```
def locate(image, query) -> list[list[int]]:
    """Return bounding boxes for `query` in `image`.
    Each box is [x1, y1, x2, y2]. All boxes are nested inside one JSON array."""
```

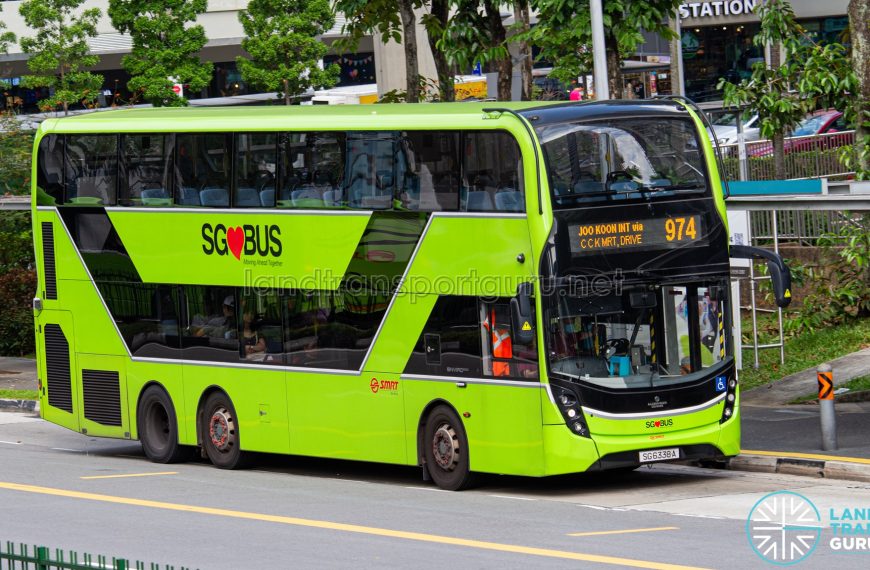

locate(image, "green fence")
[[1, 542, 196, 570]]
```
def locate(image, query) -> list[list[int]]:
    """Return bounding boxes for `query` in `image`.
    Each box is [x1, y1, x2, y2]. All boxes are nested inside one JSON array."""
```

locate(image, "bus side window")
[[480, 300, 537, 379], [463, 132, 524, 213], [36, 135, 64, 205], [64, 134, 118, 206], [404, 296, 482, 377], [398, 132, 459, 211], [235, 133, 277, 208], [121, 134, 172, 207], [181, 286, 239, 362]]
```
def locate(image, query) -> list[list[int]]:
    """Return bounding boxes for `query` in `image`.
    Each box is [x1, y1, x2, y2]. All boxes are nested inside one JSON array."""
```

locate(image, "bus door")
[[35, 310, 80, 433]]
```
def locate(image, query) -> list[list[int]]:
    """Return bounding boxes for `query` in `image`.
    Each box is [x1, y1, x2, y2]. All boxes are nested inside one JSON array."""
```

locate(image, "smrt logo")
[[644, 418, 673, 429], [201, 223, 282, 260], [370, 377, 399, 394]]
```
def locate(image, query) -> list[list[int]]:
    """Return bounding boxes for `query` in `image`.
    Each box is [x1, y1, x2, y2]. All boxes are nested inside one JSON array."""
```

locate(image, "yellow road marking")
[[741, 450, 870, 465], [0, 481, 709, 570], [80, 471, 178, 480], [569, 527, 680, 537]]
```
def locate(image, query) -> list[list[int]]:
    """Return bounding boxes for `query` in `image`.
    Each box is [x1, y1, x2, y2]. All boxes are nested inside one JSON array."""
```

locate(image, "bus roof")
[[520, 99, 690, 127], [37, 102, 549, 135]]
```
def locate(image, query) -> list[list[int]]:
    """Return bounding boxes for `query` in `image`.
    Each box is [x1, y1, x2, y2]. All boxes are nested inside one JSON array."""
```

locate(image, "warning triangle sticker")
[[522, 321, 532, 331], [784, 289, 791, 298]]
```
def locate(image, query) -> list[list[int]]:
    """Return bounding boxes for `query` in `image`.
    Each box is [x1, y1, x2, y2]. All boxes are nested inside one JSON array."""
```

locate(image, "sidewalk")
[[732, 347, 870, 481], [0, 356, 38, 412]]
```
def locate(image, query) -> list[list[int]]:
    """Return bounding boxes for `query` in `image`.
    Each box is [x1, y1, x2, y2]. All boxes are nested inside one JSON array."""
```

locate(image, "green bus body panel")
[[30, 102, 739, 478], [107, 210, 370, 288]]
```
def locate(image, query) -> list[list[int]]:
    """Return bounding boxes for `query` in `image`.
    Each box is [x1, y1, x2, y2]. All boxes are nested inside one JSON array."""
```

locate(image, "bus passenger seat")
[[178, 186, 201, 206], [141, 188, 169, 205], [259, 188, 275, 207], [236, 187, 260, 207], [201, 187, 229, 207], [292, 187, 324, 207], [466, 190, 494, 211], [323, 189, 342, 206], [494, 190, 523, 212]]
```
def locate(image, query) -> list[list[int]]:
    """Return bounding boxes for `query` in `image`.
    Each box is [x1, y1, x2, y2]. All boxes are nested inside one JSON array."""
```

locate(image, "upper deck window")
[[64, 134, 118, 205], [537, 118, 707, 208]]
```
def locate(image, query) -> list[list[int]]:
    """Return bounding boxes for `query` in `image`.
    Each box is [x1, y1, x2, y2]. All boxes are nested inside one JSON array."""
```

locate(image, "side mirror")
[[511, 282, 535, 344], [730, 245, 792, 307]]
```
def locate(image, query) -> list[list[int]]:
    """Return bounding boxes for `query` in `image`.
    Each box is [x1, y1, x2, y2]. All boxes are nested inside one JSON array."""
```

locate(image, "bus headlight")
[[720, 374, 738, 424], [553, 385, 591, 438]]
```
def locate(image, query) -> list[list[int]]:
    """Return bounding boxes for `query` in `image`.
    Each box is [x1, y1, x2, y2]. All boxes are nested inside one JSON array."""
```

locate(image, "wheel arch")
[[416, 398, 462, 466], [195, 385, 231, 446]]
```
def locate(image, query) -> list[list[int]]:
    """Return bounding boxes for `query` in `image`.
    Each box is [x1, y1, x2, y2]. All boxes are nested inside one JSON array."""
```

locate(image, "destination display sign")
[[569, 215, 705, 253]]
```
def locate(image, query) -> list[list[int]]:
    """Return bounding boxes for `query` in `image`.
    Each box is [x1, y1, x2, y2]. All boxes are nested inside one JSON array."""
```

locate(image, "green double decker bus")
[[30, 101, 790, 490]]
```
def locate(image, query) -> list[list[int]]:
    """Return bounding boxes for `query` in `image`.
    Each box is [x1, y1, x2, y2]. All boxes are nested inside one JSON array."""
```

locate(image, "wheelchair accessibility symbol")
[[715, 376, 727, 392]]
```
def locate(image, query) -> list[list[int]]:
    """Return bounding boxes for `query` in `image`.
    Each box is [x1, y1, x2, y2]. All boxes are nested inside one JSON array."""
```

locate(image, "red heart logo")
[[226, 226, 244, 260], [654, 421, 661, 427]]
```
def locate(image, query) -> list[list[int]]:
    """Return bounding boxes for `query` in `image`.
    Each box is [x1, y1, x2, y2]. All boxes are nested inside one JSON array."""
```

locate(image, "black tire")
[[137, 385, 190, 464], [200, 392, 249, 469], [423, 405, 474, 491]]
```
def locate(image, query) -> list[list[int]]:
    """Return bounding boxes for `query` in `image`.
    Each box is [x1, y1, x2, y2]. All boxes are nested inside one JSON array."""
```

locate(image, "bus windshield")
[[537, 118, 707, 207], [546, 281, 731, 388]]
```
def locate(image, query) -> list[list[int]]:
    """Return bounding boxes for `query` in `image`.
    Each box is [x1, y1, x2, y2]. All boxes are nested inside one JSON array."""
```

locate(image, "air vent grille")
[[44, 324, 72, 413], [41, 222, 57, 300], [82, 369, 122, 427]]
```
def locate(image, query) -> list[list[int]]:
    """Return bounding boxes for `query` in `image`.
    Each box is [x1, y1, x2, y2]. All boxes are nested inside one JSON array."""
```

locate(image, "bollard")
[[817, 363, 838, 451]]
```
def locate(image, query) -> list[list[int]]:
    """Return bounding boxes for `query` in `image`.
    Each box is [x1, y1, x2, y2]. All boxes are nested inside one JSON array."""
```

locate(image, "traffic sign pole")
[[817, 363, 838, 451]]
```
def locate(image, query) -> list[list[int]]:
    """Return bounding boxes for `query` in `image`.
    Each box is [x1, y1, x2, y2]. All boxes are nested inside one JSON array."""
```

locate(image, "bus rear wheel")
[[201, 392, 249, 469], [138, 385, 190, 464], [423, 405, 474, 491]]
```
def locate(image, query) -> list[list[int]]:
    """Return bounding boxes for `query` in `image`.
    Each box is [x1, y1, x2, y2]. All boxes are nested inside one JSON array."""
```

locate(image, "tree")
[[421, 0, 455, 102], [513, 0, 533, 101], [18, 0, 103, 115], [848, 0, 870, 178], [107, 0, 212, 107], [528, 0, 680, 99], [335, 0, 424, 103], [720, 0, 858, 179], [238, 0, 340, 105], [435, 0, 512, 101], [0, 4, 15, 92]]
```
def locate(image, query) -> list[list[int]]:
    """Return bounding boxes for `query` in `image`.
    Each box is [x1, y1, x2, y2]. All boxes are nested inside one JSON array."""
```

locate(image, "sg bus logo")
[[201, 223, 282, 260]]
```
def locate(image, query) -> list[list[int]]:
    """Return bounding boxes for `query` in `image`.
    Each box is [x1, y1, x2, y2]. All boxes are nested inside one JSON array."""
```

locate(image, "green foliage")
[[107, 0, 212, 107], [0, 4, 16, 58], [0, 212, 34, 274], [738, 314, 870, 391], [434, 0, 509, 73], [17, 0, 103, 114], [0, 268, 37, 356], [334, 0, 407, 50], [719, 0, 863, 177], [238, 0, 340, 104], [790, 214, 870, 333], [527, 0, 680, 86], [0, 116, 34, 196]]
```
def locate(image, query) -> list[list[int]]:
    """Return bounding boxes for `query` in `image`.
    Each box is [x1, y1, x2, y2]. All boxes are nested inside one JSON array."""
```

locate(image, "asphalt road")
[[1, 411, 869, 569]]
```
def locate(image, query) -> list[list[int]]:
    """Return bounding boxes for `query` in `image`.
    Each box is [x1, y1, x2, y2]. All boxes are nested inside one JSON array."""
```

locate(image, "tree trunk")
[[484, 0, 511, 101], [605, 34, 620, 99], [427, 0, 454, 102], [398, 0, 420, 103], [283, 79, 290, 106], [770, 40, 786, 179], [513, 0, 533, 101], [849, 0, 869, 177]]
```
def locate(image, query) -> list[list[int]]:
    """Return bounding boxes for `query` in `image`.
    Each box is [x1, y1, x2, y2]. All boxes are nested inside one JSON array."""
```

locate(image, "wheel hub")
[[432, 423, 459, 470], [209, 408, 234, 451]]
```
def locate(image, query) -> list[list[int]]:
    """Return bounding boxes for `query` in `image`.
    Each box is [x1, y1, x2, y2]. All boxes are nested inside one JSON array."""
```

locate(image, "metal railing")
[[719, 130, 856, 181], [1, 541, 196, 570], [749, 210, 849, 245]]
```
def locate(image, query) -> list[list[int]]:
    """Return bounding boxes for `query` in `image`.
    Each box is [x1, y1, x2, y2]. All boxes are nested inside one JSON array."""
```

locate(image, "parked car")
[[707, 111, 761, 146], [748, 109, 848, 157]]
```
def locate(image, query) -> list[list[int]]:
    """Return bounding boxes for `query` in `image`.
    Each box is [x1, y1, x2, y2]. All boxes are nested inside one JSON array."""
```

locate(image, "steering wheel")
[[606, 170, 634, 185], [603, 338, 630, 357]]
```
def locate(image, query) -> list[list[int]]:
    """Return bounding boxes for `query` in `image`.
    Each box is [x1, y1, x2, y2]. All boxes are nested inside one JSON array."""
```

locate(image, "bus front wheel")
[[423, 405, 474, 491], [137, 385, 190, 464], [200, 392, 249, 469]]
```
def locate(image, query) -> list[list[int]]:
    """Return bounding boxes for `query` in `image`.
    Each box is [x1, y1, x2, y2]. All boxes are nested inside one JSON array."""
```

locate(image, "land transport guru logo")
[[201, 223, 282, 261], [747, 491, 870, 564]]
